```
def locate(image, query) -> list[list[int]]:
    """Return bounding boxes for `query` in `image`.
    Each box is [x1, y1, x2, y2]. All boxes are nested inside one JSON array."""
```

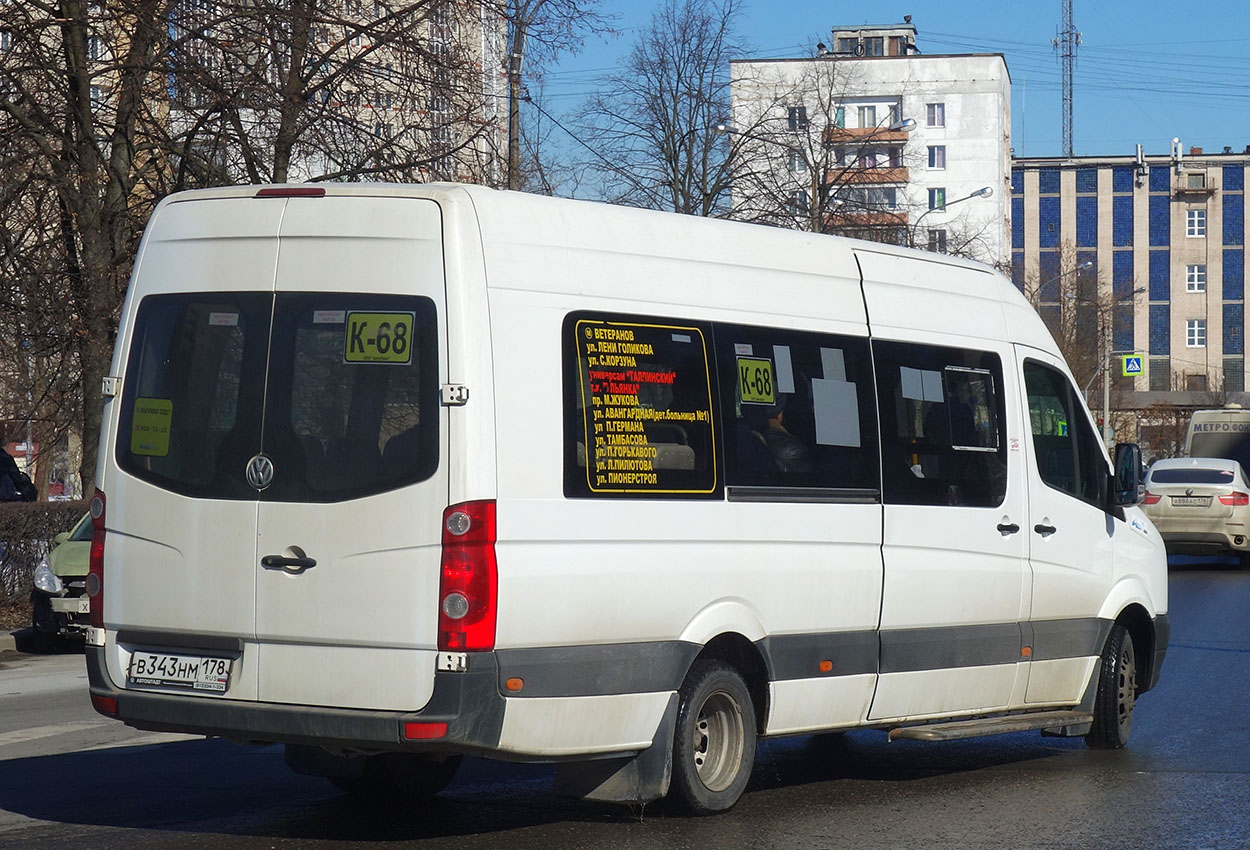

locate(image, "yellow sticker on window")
[[344, 312, 415, 364], [131, 398, 173, 457], [737, 357, 776, 404]]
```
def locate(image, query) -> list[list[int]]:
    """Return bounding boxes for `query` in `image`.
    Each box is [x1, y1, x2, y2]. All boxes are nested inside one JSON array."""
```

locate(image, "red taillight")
[[437, 500, 497, 651], [1142, 490, 1162, 505], [1219, 492, 1250, 506], [403, 721, 448, 740], [91, 693, 118, 717], [87, 491, 106, 628]]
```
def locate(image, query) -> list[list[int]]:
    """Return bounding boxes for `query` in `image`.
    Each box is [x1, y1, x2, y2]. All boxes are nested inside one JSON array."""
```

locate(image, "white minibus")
[[85, 184, 1168, 814]]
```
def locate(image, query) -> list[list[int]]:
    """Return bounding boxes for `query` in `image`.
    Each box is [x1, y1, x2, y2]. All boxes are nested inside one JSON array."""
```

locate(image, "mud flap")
[[553, 692, 677, 804]]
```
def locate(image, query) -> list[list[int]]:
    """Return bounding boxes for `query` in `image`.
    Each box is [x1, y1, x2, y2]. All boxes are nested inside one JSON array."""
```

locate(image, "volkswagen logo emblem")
[[246, 454, 275, 490]]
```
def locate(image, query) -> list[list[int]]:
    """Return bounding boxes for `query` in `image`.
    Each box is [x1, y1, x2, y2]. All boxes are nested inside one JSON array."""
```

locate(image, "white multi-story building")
[[728, 21, 1010, 267]]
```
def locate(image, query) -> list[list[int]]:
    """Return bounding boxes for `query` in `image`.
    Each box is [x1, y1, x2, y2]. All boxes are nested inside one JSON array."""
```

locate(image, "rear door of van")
[[111, 192, 448, 712]]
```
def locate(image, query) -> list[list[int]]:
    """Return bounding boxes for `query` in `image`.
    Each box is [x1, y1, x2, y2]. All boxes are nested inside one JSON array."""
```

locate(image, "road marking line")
[[79, 732, 202, 752], [0, 720, 112, 748]]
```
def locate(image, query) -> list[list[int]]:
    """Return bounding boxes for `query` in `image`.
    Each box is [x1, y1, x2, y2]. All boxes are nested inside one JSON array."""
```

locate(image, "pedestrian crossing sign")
[[1121, 355, 1143, 376]]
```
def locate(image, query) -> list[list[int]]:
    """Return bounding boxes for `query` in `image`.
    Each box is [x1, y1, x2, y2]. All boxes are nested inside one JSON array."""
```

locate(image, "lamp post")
[[1071, 285, 1146, 445], [908, 185, 993, 250], [715, 115, 915, 234]]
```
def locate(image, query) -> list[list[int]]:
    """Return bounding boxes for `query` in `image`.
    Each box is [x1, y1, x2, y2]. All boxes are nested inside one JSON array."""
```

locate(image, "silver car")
[[1143, 457, 1250, 564]]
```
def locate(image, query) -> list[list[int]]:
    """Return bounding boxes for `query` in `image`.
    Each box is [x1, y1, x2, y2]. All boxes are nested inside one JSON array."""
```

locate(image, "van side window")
[[874, 341, 1007, 507], [1024, 360, 1107, 505], [563, 312, 721, 499], [713, 324, 878, 494]]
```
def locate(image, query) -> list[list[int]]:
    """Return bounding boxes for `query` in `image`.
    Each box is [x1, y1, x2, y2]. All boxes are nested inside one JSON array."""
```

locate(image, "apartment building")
[[1012, 143, 1250, 410], [728, 21, 1011, 266]]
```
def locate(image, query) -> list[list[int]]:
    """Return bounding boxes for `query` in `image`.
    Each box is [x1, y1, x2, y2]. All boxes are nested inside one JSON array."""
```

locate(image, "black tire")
[[1085, 623, 1137, 749], [330, 753, 462, 798], [30, 598, 58, 653], [670, 660, 756, 815]]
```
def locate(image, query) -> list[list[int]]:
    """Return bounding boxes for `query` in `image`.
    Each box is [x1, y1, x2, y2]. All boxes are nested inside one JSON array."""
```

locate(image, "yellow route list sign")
[[576, 317, 717, 495], [131, 398, 173, 457]]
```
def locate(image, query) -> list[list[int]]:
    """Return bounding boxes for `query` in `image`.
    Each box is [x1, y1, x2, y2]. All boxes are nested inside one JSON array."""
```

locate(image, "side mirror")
[[1110, 442, 1143, 506], [53, 532, 69, 545]]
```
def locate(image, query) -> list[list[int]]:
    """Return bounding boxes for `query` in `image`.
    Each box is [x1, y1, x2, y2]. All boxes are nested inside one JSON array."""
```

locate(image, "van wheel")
[[1084, 623, 1136, 749], [330, 753, 462, 798], [670, 660, 756, 815]]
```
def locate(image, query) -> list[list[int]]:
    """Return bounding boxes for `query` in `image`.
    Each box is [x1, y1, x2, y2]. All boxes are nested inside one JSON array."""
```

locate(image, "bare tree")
[[0, 0, 178, 489], [164, 0, 504, 187], [722, 53, 933, 241], [503, 0, 613, 190], [572, 0, 744, 216]]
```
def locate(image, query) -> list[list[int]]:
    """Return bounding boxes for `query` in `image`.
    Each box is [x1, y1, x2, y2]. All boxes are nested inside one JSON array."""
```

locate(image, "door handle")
[[1033, 523, 1057, 537], [261, 554, 317, 572], [997, 522, 1020, 535]]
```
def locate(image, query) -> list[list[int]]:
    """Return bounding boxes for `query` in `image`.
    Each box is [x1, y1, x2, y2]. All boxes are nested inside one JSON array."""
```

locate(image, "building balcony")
[[826, 166, 909, 185], [827, 210, 909, 227], [824, 127, 911, 145]]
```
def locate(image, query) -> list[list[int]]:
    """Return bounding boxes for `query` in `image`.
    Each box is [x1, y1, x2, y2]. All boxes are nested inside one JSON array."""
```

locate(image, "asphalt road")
[[1, 560, 1247, 850]]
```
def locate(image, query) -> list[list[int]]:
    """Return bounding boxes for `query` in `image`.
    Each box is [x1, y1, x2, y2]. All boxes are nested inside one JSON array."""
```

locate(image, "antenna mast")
[[1055, 0, 1080, 158]]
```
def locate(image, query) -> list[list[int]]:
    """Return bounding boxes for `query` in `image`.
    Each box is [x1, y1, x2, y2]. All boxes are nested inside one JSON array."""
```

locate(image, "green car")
[[30, 513, 91, 651]]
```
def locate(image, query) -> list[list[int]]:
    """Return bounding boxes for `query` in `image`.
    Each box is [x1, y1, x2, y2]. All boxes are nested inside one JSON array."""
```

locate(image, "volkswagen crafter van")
[[84, 184, 1168, 814]]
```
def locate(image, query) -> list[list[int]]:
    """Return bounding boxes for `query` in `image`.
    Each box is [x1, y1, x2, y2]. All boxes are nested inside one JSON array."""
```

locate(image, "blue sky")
[[537, 0, 1250, 159]]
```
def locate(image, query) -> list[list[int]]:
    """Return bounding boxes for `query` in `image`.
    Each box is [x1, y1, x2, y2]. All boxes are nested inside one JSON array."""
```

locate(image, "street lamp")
[[908, 186, 993, 249], [1072, 285, 1146, 445]]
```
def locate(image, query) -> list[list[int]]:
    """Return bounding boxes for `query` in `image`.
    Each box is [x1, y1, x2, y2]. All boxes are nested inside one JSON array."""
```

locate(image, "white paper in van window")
[[813, 379, 860, 447], [208, 312, 238, 326], [820, 347, 846, 382], [734, 343, 753, 355], [901, 366, 924, 401], [314, 310, 346, 324], [772, 345, 795, 393], [922, 369, 945, 402], [672, 333, 692, 343]]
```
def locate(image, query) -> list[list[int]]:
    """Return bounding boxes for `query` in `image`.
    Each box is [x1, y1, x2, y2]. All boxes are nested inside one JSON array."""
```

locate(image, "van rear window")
[[118, 293, 438, 501]]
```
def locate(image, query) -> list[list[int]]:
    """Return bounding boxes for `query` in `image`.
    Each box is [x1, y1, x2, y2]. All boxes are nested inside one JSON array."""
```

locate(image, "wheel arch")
[[691, 632, 771, 735], [1113, 602, 1158, 695]]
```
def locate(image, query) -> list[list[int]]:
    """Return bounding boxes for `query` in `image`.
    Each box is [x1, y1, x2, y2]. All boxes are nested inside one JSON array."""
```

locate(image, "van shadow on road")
[[0, 728, 1081, 845]]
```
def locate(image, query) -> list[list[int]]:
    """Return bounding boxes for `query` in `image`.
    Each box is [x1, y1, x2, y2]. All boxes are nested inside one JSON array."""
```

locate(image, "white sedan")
[[1143, 457, 1250, 565]]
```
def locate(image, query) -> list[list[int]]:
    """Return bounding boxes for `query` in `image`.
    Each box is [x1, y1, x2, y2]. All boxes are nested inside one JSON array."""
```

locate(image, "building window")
[[1149, 357, 1171, 391], [90, 85, 102, 108], [1187, 172, 1207, 190], [926, 102, 945, 128], [788, 151, 806, 173], [862, 36, 884, 56], [836, 38, 858, 54], [928, 229, 948, 253], [857, 105, 876, 128], [787, 189, 809, 213], [833, 106, 845, 128], [1187, 319, 1207, 348], [928, 188, 946, 211], [87, 35, 102, 60], [1187, 373, 1208, 391], [787, 105, 807, 132], [927, 145, 946, 169], [1188, 208, 1207, 237], [1186, 264, 1207, 292], [0, 30, 11, 51]]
